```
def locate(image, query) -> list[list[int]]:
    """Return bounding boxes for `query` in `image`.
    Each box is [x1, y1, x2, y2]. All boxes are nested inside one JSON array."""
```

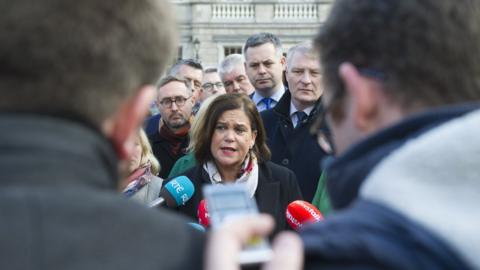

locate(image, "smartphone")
[[203, 183, 273, 265]]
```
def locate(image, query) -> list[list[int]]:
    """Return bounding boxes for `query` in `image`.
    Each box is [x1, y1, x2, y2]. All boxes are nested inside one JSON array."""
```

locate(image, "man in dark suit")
[[244, 33, 287, 112], [0, 1, 204, 269], [261, 41, 329, 201]]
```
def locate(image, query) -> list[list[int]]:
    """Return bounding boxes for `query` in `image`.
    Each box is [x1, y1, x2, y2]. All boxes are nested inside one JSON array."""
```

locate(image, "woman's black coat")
[[170, 161, 303, 235]]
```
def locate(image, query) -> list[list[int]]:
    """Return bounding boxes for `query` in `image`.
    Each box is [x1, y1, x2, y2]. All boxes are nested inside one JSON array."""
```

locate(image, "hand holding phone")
[[203, 184, 273, 265]]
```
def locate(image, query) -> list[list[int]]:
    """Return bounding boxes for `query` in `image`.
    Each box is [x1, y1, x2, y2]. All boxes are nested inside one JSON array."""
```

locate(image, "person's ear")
[[190, 90, 197, 105], [102, 85, 156, 160], [339, 62, 379, 133], [280, 55, 286, 71], [251, 130, 257, 148]]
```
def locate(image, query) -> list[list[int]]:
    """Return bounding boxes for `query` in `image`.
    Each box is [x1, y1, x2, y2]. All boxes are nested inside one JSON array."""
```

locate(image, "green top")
[[167, 152, 197, 178], [311, 171, 332, 216]]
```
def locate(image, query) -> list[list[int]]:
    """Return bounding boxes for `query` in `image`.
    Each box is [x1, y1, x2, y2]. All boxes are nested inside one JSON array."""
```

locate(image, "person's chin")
[[168, 120, 187, 129], [255, 85, 273, 93]]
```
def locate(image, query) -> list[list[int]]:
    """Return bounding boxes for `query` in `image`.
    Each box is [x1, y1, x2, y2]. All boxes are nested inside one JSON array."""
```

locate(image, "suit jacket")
[[0, 115, 204, 270], [172, 161, 303, 236], [261, 91, 329, 201]]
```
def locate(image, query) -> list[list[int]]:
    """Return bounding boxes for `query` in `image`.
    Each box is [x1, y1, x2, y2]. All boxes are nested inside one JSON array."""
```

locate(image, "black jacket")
[[148, 128, 189, 179], [173, 161, 303, 236], [261, 91, 328, 201], [0, 115, 204, 270], [301, 105, 479, 270]]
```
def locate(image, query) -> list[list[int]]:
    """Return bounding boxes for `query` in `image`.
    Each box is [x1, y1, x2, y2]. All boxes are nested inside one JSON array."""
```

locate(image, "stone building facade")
[[171, 0, 334, 68]]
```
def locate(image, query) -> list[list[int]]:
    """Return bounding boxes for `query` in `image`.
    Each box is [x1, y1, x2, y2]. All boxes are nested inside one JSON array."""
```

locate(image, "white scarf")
[[203, 154, 259, 198]]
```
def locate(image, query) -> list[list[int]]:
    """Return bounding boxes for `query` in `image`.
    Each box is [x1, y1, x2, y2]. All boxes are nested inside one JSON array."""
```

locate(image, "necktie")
[[295, 111, 308, 127], [261, 98, 274, 110]]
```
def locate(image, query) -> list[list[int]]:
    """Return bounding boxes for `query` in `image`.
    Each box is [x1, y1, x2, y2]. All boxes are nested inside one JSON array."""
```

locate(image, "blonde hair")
[[138, 129, 161, 176], [188, 93, 221, 151]]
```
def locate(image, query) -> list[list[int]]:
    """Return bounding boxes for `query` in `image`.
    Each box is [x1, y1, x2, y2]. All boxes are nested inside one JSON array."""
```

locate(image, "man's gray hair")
[[243, 32, 283, 58], [218, 54, 245, 79], [168, 59, 204, 77], [286, 41, 318, 71]]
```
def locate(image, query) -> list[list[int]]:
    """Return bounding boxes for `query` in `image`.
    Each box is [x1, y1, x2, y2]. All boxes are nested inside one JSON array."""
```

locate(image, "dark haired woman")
[[169, 93, 302, 235]]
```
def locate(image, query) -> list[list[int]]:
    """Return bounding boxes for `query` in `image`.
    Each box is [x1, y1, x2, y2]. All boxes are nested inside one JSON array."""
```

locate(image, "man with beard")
[[148, 76, 195, 178], [244, 32, 286, 112], [144, 59, 203, 135]]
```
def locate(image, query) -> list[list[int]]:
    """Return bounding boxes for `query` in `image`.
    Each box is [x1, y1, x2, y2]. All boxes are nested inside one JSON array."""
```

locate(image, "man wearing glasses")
[[199, 68, 226, 102], [148, 76, 195, 178], [144, 59, 203, 135]]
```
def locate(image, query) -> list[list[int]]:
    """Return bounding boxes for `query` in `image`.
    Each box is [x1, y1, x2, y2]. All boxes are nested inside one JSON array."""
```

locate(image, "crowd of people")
[[1, 0, 479, 269]]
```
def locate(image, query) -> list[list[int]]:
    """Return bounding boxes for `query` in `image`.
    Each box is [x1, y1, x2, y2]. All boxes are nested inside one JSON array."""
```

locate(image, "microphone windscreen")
[[163, 176, 195, 207], [286, 200, 323, 231], [187, 222, 206, 233], [197, 199, 210, 228]]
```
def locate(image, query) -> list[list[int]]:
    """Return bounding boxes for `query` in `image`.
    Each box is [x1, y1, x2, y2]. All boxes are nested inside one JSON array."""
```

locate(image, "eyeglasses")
[[159, 95, 191, 108], [202, 82, 224, 92]]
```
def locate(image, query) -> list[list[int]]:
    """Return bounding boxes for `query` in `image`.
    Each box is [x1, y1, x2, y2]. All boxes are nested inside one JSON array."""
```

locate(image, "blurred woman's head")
[[129, 129, 160, 175], [194, 93, 270, 171]]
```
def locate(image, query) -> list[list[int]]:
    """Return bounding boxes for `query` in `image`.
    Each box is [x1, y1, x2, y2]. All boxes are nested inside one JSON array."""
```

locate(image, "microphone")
[[197, 199, 210, 228], [285, 200, 323, 231], [187, 222, 206, 233], [148, 176, 195, 208]]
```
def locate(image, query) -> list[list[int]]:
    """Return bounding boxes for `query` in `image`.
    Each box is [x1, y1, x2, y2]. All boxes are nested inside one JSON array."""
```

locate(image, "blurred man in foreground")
[[0, 1, 203, 269], [301, 0, 480, 268]]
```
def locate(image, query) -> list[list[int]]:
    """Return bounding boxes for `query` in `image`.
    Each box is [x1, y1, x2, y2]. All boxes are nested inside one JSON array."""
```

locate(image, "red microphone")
[[285, 200, 324, 231], [197, 199, 210, 228]]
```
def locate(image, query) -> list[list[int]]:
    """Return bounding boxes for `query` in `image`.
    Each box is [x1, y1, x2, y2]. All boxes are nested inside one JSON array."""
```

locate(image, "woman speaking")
[[171, 93, 302, 234]]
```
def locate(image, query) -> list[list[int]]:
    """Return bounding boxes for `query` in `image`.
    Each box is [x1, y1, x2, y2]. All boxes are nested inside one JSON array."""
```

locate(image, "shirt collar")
[[252, 86, 286, 106], [289, 102, 315, 117]]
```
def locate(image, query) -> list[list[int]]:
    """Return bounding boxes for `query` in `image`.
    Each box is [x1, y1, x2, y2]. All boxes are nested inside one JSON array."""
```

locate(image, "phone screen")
[[203, 184, 272, 265]]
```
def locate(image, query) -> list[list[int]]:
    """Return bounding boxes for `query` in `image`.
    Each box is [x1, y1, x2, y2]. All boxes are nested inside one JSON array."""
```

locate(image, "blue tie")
[[261, 98, 274, 110], [296, 111, 307, 127]]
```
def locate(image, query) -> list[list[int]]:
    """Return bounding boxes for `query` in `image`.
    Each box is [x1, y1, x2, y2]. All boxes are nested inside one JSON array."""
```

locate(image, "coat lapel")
[[255, 163, 280, 215]]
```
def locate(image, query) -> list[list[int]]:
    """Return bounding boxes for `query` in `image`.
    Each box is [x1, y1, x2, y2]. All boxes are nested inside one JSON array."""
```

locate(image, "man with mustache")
[[261, 41, 329, 201], [148, 76, 195, 178], [144, 59, 203, 135], [244, 32, 286, 112]]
